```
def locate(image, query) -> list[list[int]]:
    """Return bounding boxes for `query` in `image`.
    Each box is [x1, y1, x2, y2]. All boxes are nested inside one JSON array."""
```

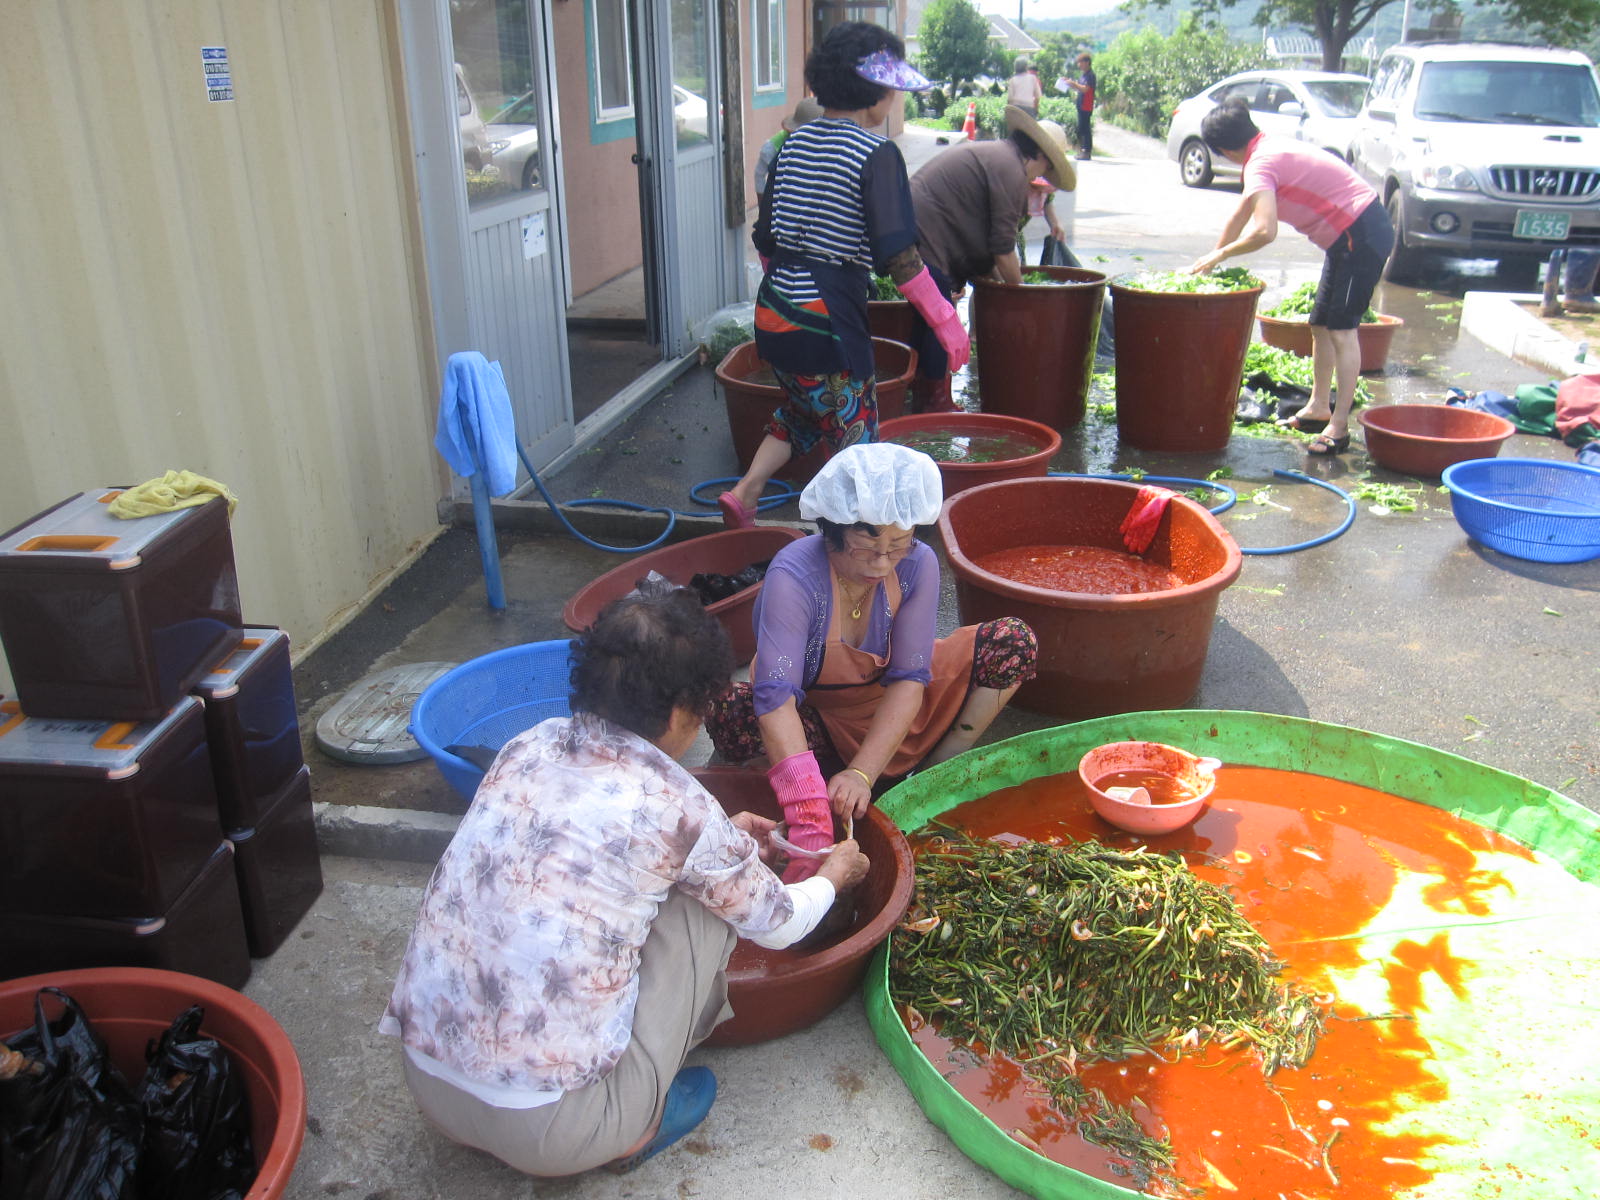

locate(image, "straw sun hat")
[[1004, 104, 1076, 192], [783, 97, 824, 132]]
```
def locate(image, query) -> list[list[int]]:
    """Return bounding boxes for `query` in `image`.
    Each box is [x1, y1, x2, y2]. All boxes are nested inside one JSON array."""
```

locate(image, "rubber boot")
[[916, 375, 961, 414]]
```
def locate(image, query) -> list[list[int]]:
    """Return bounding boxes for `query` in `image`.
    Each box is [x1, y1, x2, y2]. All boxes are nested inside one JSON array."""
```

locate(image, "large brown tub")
[[695, 766, 914, 1047], [937, 477, 1242, 719], [562, 527, 803, 661]]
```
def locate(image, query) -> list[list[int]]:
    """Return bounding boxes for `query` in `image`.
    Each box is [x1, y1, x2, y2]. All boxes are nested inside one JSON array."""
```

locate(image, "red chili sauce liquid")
[[974, 544, 1182, 594], [899, 766, 1541, 1198]]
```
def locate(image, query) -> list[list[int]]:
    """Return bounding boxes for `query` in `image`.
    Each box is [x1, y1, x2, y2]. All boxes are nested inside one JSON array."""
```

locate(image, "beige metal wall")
[[0, 0, 444, 689]]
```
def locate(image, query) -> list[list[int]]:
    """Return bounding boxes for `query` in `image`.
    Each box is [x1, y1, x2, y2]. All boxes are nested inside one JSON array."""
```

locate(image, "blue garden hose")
[[1236, 468, 1356, 556], [1049, 472, 1239, 515], [513, 439, 806, 553], [1049, 469, 1355, 555]]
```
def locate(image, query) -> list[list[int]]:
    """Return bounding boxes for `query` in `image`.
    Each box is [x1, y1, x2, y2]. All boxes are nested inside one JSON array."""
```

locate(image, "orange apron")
[[805, 566, 978, 778]]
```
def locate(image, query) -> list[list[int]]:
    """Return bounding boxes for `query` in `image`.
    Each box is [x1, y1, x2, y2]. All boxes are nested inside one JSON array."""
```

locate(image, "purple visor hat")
[[855, 49, 933, 92]]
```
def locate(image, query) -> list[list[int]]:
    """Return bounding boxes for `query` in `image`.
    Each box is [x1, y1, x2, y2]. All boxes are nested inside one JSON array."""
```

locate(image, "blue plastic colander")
[[1442, 458, 1600, 563], [409, 639, 575, 802]]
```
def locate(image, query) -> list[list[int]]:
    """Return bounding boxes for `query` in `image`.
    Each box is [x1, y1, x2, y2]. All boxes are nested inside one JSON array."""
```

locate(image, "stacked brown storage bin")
[[0, 488, 281, 987], [193, 628, 323, 956], [0, 698, 251, 987], [0, 489, 243, 718]]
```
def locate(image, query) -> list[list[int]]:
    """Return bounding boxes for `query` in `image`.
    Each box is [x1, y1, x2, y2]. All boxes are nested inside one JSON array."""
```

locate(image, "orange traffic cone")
[[961, 100, 977, 141]]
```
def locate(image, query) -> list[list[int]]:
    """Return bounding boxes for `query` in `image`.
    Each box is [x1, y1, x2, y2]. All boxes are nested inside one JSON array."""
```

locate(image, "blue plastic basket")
[[408, 639, 575, 802], [1442, 458, 1600, 563]]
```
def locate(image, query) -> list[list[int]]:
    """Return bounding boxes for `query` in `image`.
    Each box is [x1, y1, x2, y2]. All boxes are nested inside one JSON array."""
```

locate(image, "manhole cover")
[[315, 662, 456, 764]]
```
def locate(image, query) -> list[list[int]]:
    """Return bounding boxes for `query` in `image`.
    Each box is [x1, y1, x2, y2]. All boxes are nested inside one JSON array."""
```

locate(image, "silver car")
[[1167, 70, 1370, 188], [1350, 42, 1600, 281]]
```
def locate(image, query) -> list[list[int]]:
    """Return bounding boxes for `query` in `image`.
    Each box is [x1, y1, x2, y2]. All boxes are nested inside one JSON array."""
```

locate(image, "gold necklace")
[[840, 577, 875, 619]]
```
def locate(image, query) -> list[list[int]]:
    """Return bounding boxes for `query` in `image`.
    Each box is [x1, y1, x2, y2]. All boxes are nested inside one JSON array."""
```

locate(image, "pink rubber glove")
[[898, 268, 970, 372], [1119, 486, 1175, 555], [767, 751, 834, 883]]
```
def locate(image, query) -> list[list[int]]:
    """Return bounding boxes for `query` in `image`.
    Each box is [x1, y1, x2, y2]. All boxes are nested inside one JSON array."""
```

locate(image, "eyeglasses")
[[843, 538, 914, 563]]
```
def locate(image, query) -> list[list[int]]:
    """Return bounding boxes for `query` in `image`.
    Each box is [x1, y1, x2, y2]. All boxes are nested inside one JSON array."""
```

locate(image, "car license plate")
[[1514, 209, 1571, 240]]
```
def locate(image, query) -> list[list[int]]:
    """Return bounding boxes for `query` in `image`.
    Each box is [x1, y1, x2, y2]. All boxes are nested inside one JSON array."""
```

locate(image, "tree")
[[1122, 0, 1600, 72], [917, 0, 992, 88], [1097, 15, 1268, 136]]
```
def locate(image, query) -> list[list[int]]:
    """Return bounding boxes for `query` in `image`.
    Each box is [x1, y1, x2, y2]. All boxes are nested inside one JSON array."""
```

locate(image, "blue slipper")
[[607, 1066, 717, 1173]]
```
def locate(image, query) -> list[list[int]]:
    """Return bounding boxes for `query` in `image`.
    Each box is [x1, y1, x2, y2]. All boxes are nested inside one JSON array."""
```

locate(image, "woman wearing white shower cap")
[[706, 444, 1037, 877]]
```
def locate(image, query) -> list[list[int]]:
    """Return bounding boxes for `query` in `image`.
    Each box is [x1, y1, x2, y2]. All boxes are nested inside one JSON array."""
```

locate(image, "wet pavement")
[[268, 123, 1599, 1198]]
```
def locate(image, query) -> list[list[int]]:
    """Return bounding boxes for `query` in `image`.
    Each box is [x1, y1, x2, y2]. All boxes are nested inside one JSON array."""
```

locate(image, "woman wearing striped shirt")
[[717, 23, 969, 530]]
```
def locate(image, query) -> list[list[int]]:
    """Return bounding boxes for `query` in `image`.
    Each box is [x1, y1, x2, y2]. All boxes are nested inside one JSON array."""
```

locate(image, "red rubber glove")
[[1119, 486, 1175, 555], [767, 751, 834, 883], [899, 268, 970, 372]]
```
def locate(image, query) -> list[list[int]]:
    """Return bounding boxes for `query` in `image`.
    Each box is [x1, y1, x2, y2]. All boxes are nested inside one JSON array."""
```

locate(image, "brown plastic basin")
[[878, 412, 1061, 497], [1256, 312, 1405, 373], [694, 766, 914, 1047], [867, 299, 917, 347], [1112, 282, 1262, 453], [1358, 403, 1517, 477], [970, 266, 1106, 430], [937, 477, 1241, 719], [562, 527, 804, 661], [715, 338, 917, 484], [0, 967, 306, 1198]]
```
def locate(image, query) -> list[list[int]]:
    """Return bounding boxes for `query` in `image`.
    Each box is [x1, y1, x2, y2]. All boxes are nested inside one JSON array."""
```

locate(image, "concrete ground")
[[258, 122, 1599, 1199]]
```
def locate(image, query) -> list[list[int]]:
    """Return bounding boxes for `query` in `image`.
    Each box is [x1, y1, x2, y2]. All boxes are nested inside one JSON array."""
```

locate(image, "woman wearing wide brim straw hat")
[[898, 104, 1076, 412]]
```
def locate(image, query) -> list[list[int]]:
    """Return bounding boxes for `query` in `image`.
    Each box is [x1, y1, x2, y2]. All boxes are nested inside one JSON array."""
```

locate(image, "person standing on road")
[[717, 22, 967, 529], [1060, 54, 1096, 161], [905, 106, 1075, 411], [1006, 57, 1042, 116], [1187, 96, 1394, 457]]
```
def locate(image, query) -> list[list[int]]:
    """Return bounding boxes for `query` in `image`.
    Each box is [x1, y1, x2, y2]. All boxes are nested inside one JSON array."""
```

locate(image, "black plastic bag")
[[134, 1006, 255, 1200], [1237, 370, 1313, 424], [0, 988, 142, 1200], [1039, 235, 1081, 268], [688, 559, 771, 606]]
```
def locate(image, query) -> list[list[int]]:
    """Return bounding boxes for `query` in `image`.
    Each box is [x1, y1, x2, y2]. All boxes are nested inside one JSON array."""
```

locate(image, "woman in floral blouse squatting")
[[381, 584, 869, 1176]]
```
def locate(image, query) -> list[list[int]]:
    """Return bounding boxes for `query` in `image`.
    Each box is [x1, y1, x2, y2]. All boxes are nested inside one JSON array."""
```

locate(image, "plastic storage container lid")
[[193, 626, 289, 701], [0, 695, 202, 775], [0, 488, 222, 572]]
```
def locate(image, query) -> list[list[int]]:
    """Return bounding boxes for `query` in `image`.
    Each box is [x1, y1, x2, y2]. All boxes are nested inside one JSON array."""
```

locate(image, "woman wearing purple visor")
[[718, 23, 970, 530]]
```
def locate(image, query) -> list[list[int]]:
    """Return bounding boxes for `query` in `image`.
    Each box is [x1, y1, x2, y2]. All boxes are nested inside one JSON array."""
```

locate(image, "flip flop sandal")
[[1306, 432, 1351, 456], [717, 491, 756, 529], [1277, 412, 1330, 434]]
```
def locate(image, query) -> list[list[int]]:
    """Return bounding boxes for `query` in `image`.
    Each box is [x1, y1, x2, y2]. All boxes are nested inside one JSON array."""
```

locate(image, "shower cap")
[[798, 443, 944, 529]]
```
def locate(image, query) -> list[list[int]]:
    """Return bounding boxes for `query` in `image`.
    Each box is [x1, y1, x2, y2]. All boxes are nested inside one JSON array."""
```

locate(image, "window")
[[754, 0, 783, 93], [591, 0, 634, 122]]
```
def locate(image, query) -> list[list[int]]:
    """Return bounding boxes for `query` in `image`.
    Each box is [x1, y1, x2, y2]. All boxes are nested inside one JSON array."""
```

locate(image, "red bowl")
[[0, 968, 306, 1198], [1358, 404, 1516, 477]]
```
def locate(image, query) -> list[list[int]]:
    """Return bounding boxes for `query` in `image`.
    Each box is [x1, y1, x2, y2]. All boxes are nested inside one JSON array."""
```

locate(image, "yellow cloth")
[[106, 470, 238, 519]]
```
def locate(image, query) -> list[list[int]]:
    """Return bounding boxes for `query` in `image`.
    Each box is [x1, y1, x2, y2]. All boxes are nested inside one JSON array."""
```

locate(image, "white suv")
[[1350, 42, 1600, 281]]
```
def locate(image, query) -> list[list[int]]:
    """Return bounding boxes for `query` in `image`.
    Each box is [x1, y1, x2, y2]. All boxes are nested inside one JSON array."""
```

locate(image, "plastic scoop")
[[1104, 785, 1152, 806], [1119, 485, 1176, 554]]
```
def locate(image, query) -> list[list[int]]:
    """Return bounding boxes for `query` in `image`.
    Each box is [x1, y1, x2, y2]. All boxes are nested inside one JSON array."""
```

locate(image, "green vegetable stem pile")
[[889, 832, 1325, 1191], [1117, 266, 1262, 294], [1265, 281, 1378, 324], [871, 274, 905, 302], [1244, 343, 1372, 406]]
